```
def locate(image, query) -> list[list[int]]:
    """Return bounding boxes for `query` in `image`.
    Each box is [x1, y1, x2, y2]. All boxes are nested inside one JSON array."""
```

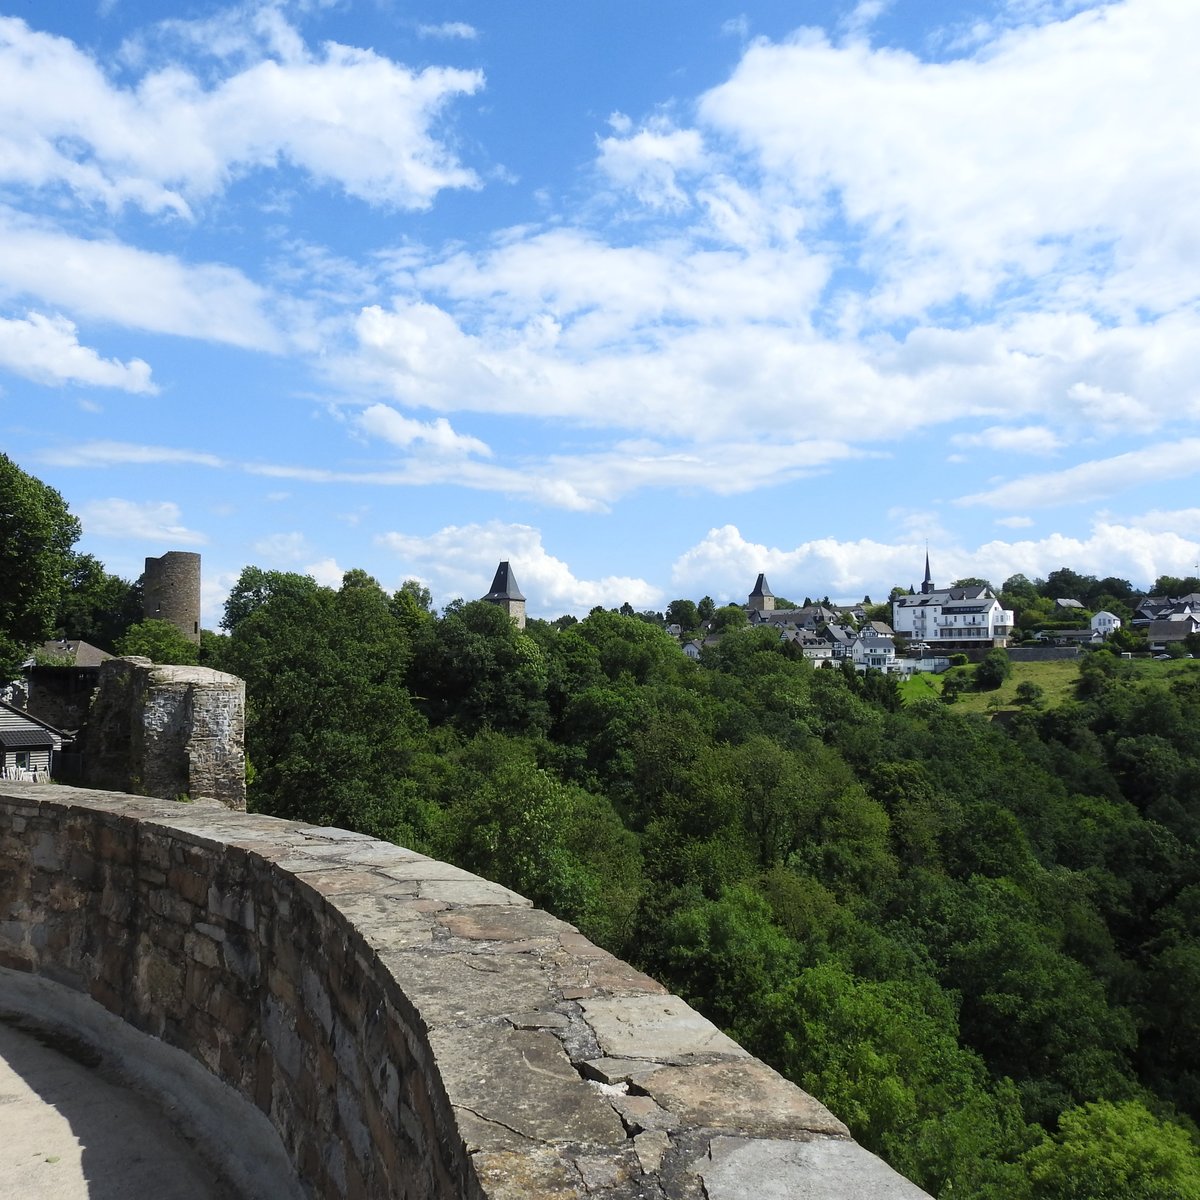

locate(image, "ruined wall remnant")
[[80, 657, 246, 809], [0, 785, 931, 1200]]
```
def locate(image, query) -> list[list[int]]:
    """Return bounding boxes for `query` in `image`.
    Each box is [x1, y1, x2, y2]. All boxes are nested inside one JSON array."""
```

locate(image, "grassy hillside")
[[900, 655, 1200, 713]]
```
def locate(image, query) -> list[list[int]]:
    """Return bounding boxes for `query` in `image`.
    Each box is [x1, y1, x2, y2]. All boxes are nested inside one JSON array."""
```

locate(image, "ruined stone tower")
[[142, 551, 202, 644], [482, 561, 526, 630]]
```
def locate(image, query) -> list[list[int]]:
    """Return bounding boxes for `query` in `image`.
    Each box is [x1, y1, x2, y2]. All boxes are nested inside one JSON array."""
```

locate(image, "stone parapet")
[[0, 784, 930, 1200]]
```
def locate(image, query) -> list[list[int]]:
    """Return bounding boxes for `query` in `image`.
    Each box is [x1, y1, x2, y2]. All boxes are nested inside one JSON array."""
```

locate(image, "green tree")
[[710, 604, 749, 634], [221, 566, 321, 631], [666, 598, 700, 630], [55, 552, 141, 650], [1022, 1101, 1200, 1200], [115, 619, 200, 665], [976, 648, 1013, 690], [698, 595, 716, 621], [0, 454, 81, 679]]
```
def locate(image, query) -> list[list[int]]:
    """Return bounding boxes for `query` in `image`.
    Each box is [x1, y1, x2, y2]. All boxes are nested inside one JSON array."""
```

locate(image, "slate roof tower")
[[482, 561, 526, 630], [749, 573, 775, 613]]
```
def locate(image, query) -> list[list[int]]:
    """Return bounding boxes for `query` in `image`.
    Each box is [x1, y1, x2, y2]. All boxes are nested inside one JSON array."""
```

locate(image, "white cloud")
[[951, 425, 1063, 455], [376, 521, 662, 614], [78, 498, 207, 544], [0, 312, 156, 392], [416, 22, 478, 40], [0, 212, 281, 350], [957, 438, 1200, 509], [39, 441, 226, 468], [304, 556, 346, 586], [0, 13, 483, 214], [698, 1, 1200, 319], [252, 531, 310, 562], [597, 118, 708, 211], [357, 403, 492, 457], [995, 515, 1035, 528], [672, 518, 1200, 602]]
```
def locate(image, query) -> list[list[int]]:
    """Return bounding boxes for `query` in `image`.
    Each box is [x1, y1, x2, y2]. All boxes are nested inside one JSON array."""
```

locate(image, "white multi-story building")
[[1091, 611, 1122, 637], [892, 555, 1014, 649]]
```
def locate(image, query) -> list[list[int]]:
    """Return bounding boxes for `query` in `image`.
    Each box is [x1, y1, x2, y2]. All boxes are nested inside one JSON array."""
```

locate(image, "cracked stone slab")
[[439, 906, 575, 946], [635, 1061, 848, 1138], [378, 950, 554, 1029], [580, 996, 749, 1062], [418, 879, 532, 907], [695, 1137, 933, 1199], [471, 1148, 586, 1200], [509, 1011, 570, 1031], [554, 948, 666, 999], [580, 1058, 668, 1086], [430, 1025, 626, 1148]]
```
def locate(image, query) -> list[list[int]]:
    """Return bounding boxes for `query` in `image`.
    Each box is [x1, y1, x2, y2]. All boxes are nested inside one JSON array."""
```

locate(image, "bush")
[[975, 649, 1012, 691]]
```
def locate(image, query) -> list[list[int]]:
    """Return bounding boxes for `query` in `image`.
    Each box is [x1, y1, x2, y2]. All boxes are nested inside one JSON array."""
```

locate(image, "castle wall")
[[0, 784, 930, 1200]]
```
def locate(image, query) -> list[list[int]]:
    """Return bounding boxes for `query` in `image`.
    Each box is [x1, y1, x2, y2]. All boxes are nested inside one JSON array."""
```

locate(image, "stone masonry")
[[79, 657, 246, 810], [0, 783, 931, 1200]]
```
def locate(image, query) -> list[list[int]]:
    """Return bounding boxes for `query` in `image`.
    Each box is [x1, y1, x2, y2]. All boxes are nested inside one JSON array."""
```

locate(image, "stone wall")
[[80, 657, 246, 809], [0, 783, 931, 1200]]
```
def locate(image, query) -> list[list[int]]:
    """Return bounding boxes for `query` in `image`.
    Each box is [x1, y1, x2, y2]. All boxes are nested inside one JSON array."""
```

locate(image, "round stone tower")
[[142, 551, 202, 644]]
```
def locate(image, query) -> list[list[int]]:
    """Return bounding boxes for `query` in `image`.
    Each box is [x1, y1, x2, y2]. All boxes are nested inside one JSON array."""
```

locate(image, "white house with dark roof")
[[892, 555, 1014, 649], [1091, 611, 1122, 637]]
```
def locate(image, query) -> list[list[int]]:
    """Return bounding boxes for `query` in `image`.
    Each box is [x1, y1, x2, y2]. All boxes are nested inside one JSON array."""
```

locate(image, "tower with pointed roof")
[[482, 561, 526, 630], [748, 573, 775, 613], [920, 549, 935, 596]]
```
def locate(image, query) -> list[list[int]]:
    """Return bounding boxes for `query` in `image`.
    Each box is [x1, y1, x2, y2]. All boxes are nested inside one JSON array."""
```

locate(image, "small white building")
[[1091, 611, 1122, 637], [0, 698, 63, 780], [851, 627, 897, 672]]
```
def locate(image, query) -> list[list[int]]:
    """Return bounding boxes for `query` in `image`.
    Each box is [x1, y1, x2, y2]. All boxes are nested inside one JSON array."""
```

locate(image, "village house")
[[891, 555, 1014, 649], [0, 697, 63, 781]]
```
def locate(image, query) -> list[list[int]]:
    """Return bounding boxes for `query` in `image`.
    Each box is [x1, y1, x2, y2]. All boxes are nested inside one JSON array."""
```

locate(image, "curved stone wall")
[[0, 783, 930, 1200]]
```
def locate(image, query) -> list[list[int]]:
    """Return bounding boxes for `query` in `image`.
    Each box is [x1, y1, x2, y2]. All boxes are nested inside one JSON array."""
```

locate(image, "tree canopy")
[[0, 454, 80, 679]]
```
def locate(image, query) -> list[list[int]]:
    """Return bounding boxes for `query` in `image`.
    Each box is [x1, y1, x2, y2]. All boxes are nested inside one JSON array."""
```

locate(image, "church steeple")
[[921, 548, 935, 596]]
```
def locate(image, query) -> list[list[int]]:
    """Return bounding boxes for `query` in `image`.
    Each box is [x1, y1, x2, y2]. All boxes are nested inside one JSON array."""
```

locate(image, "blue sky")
[[4, 0, 1200, 622]]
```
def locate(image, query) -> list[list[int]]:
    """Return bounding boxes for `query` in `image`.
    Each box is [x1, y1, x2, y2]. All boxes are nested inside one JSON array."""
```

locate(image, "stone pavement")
[[0, 1018, 233, 1200]]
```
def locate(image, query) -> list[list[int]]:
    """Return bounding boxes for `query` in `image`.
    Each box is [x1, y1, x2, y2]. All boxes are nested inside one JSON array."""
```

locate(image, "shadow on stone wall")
[[0, 784, 930, 1200]]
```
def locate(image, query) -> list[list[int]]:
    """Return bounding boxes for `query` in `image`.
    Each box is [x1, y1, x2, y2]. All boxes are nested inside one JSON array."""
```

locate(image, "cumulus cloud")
[[357, 403, 492, 457], [0, 312, 156, 392], [376, 521, 662, 614], [698, 0, 1200, 319], [597, 117, 708, 210], [78, 498, 207, 544], [0, 12, 483, 214], [304, 556, 346, 586], [672, 518, 1200, 602]]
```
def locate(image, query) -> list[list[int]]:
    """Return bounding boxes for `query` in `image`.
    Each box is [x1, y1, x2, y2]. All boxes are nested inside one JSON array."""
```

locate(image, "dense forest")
[[198, 567, 1200, 1199], [6, 453, 1200, 1197]]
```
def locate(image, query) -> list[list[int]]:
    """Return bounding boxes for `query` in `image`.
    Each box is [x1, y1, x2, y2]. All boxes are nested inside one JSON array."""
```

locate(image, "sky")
[[4, 0, 1200, 623]]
